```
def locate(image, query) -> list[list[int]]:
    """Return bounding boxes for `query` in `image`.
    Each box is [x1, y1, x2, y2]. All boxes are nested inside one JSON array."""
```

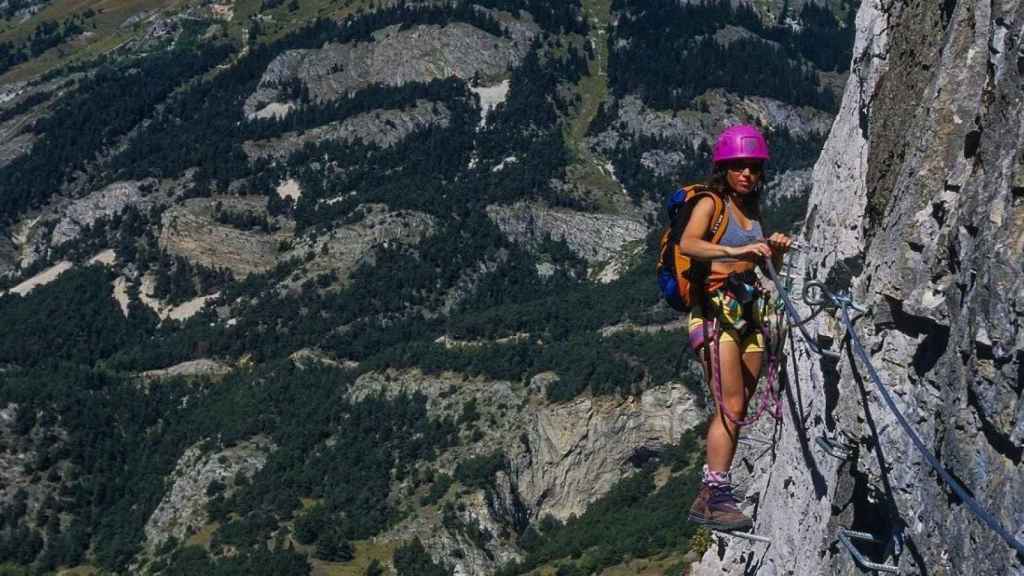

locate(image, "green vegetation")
[[0, 44, 234, 223], [393, 539, 452, 576], [608, 0, 854, 111], [0, 0, 830, 571], [497, 425, 706, 575], [0, 361, 457, 572], [0, 266, 158, 368]]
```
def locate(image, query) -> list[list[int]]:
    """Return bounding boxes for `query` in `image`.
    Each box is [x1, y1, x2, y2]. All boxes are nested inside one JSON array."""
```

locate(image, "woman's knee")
[[721, 396, 747, 417]]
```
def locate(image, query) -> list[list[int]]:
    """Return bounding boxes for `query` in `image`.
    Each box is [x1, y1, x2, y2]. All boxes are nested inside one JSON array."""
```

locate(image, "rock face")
[[139, 359, 233, 381], [510, 380, 704, 522], [50, 180, 161, 247], [280, 203, 436, 289], [693, 0, 1024, 573], [0, 80, 62, 170], [241, 100, 451, 162], [143, 437, 273, 552], [243, 21, 537, 118], [159, 197, 287, 279], [589, 93, 833, 154], [4, 174, 193, 275], [11, 179, 160, 270], [485, 202, 647, 264], [352, 369, 705, 575]]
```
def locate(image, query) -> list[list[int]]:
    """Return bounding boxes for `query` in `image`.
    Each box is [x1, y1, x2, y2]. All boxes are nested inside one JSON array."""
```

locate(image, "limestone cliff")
[[485, 202, 647, 265], [243, 20, 537, 119], [694, 0, 1024, 573], [350, 369, 705, 575], [241, 100, 451, 163], [142, 437, 274, 556]]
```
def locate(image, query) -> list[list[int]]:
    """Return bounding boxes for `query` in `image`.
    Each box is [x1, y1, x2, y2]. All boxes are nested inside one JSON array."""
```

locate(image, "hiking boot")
[[687, 483, 753, 531]]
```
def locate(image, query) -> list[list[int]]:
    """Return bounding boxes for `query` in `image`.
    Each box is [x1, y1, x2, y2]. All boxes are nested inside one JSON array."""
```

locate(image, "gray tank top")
[[718, 202, 763, 256]]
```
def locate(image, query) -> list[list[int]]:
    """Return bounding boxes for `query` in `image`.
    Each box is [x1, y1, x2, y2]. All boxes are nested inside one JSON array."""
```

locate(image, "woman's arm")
[[766, 232, 793, 269], [679, 197, 772, 262]]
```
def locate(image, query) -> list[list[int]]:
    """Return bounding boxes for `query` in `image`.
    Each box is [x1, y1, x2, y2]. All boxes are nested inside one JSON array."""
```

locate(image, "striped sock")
[[703, 464, 731, 488]]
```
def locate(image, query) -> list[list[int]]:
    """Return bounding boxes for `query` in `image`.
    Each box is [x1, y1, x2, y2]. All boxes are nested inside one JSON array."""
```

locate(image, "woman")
[[682, 125, 792, 530]]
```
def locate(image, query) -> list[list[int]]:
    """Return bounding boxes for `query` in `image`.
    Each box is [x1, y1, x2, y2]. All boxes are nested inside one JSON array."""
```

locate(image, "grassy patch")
[[0, 0, 187, 82], [232, 0, 375, 45], [561, 0, 625, 209], [599, 552, 690, 576], [185, 521, 222, 549], [310, 539, 397, 576]]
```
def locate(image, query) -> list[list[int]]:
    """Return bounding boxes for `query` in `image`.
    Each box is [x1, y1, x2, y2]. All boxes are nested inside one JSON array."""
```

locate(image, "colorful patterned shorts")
[[688, 283, 770, 354]]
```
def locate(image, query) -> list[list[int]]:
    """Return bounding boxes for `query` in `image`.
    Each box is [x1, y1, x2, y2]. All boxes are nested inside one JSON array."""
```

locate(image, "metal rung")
[[838, 529, 899, 573], [713, 529, 772, 544], [739, 434, 774, 447], [816, 434, 854, 459]]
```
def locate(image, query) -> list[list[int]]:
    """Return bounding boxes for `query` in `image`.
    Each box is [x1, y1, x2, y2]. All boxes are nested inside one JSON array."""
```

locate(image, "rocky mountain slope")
[[693, 0, 1024, 573], [0, 0, 870, 574]]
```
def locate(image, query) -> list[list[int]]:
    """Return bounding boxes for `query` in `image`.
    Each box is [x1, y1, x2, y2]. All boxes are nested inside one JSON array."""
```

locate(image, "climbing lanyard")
[[702, 292, 784, 427]]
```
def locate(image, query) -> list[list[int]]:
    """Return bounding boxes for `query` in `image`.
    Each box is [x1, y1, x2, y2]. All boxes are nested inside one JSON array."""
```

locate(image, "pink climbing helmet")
[[711, 124, 770, 164]]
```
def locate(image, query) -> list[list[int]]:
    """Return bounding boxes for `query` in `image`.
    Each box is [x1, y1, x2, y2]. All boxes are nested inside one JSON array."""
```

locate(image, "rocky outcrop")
[[10, 179, 159, 269], [139, 359, 233, 381], [159, 196, 289, 279], [279, 203, 436, 289], [485, 202, 647, 264], [5, 173, 193, 273], [694, 0, 1024, 573], [0, 80, 63, 170], [354, 369, 705, 574], [354, 368, 704, 524], [51, 180, 162, 247], [241, 100, 451, 162], [589, 93, 834, 154], [766, 167, 812, 203], [509, 380, 704, 522], [143, 437, 274, 553], [243, 21, 537, 118]]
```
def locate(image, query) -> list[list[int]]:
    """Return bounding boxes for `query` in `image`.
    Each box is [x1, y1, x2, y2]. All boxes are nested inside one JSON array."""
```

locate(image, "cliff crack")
[[876, 296, 950, 377], [963, 356, 1024, 464]]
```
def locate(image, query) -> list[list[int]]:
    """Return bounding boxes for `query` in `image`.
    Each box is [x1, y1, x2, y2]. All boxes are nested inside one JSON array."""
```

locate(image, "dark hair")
[[703, 164, 767, 221]]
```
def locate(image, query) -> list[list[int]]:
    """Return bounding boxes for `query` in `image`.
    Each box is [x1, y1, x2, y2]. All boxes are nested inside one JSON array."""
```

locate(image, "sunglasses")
[[723, 161, 764, 174]]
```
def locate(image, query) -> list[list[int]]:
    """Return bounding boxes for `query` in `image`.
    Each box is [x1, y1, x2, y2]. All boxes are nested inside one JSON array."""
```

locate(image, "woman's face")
[[723, 160, 764, 194]]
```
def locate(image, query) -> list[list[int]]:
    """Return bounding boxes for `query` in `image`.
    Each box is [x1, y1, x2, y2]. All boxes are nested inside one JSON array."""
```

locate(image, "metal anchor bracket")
[[712, 529, 772, 545], [816, 434, 855, 460], [837, 529, 900, 574]]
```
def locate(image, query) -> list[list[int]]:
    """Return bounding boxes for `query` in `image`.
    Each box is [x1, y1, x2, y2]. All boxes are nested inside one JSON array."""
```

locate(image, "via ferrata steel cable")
[[760, 249, 1024, 556], [837, 302, 1024, 557]]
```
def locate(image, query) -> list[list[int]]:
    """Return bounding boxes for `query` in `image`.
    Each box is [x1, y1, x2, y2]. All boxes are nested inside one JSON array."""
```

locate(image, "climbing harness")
[[760, 256, 1024, 559], [702, 276, 785, 426]]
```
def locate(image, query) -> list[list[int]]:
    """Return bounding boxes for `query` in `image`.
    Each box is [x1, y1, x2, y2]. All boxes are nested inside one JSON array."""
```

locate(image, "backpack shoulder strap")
[[682, 187, 728, 243]]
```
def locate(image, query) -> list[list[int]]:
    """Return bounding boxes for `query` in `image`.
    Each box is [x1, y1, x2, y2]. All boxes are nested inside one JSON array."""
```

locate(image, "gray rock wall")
[[485, 202, 647, 264], [243, 21, 537, 118], [694, 0, 1024, 573], [242, 100, 450, 162], [351, 369, 705, 575], [142, 437, 274, 554]]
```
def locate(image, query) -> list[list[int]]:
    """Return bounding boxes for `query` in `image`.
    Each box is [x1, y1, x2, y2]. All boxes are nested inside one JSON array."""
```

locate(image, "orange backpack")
[[656, 185, 728, 312]]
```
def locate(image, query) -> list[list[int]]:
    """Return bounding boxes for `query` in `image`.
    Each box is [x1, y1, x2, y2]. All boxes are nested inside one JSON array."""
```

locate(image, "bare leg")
[[704, 339, 764, 473]]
